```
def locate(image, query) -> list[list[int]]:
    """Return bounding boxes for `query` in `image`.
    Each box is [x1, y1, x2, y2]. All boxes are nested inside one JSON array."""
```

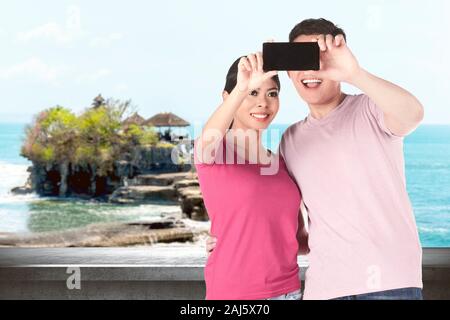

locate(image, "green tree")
[[22, 97, 161, 197]]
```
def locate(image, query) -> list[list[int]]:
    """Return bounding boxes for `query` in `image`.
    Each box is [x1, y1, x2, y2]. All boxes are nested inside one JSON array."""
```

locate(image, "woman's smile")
[[250, 112, 270, 122]]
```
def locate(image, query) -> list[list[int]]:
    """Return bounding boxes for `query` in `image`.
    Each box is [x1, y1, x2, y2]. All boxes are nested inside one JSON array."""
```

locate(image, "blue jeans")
[[331, 287, 423, 300], [265, 289, 302, 300]]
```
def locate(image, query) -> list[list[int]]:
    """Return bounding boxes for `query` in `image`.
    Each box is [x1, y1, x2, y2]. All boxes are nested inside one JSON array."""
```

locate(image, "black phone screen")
[[263, 42, 320, 71]]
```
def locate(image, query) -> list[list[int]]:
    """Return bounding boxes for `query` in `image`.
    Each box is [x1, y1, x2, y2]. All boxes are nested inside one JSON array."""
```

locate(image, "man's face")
[[288, 34, 341, 106]]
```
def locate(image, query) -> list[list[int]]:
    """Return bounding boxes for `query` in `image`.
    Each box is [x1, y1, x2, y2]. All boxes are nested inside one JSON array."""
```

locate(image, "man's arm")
[[315, 34, 424, 137], [297, 204, 309, 255], [348, 68, 424, 137]]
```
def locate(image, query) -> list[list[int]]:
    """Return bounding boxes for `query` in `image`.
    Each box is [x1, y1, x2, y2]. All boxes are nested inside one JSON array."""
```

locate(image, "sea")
[[0, 122, 449, 247]]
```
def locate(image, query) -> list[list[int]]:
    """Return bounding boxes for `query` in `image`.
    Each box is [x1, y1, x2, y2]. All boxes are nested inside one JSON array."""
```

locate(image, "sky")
[[0, 0, 449, 125]]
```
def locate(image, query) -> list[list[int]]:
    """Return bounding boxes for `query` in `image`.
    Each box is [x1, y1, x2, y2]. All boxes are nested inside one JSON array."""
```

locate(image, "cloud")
[[0, 57, 65, 83], [17, 22, 72, 44], [16, 5, 82, 45], [114, 83, 129, 93], [0, 57, 112, 86], [75, 68, 112, 84], [89, 32, 123, 48], [15, 5, 122, 49]]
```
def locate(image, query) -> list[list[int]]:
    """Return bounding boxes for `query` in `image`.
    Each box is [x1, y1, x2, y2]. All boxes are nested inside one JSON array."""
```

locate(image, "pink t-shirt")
[[194, 139, 301, 300], [280, 94, 423, 300]]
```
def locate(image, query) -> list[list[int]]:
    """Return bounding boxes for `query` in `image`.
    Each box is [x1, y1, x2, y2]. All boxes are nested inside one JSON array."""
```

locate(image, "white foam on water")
[[0, 193, 40, 205], [0, 161, 38, 203], [99, 203, 182, 217], [0, 161, 41, 232], [0, 160, 203, 235], [419, 226, 450, 235]]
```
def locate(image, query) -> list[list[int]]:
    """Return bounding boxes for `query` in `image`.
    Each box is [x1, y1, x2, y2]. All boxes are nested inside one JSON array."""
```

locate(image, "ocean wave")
[[0, 161, 37, 204], [0, 193, 40, 205], [0, 161, 30, 183], [418, 226, 450, 235]]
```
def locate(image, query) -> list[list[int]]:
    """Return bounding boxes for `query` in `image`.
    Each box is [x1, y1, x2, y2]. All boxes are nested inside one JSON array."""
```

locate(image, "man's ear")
[[222, 91, 229, 102]]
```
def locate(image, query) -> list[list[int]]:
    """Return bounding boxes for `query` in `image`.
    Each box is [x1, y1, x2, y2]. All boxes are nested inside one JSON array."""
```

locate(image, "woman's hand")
[[236, 52, 278, 93]]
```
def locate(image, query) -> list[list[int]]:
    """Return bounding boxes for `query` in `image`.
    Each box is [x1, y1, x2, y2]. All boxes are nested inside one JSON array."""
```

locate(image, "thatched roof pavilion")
[[143, 112, 190, 128], [122, 112, 146, 126]]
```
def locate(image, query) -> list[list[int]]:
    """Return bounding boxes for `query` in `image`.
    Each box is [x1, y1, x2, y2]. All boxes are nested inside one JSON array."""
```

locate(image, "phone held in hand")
[[263, 42, 320, 71]]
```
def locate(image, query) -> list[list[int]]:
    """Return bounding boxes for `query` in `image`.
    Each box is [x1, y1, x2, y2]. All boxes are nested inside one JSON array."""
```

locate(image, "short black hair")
[[223, 56, 281, 94], [289, 18, 347, 43]]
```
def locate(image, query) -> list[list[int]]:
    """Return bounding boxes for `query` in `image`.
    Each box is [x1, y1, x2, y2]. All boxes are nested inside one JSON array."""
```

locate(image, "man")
[[207, 18, 424, 300]]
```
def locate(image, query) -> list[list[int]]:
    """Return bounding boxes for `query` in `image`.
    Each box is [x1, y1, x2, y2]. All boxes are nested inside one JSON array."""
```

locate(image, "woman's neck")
[[226, 127, 271, 164]]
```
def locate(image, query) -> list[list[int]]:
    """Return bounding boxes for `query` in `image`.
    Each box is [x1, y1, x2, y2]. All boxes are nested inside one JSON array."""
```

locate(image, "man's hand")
[[314, 34, 424, 136], [206, 235, 217, 257], [314, 34, 361, 84]]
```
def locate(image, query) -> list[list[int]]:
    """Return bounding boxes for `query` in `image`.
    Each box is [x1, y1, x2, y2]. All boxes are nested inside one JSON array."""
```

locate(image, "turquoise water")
[[1, 123, 449, 247]]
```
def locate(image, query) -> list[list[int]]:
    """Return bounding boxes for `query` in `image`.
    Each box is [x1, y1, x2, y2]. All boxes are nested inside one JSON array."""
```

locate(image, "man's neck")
[[309, 92, 347, 120]]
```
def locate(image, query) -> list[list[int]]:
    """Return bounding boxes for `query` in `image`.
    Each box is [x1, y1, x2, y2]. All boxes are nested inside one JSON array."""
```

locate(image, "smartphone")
[[263, 42, 320, 71]]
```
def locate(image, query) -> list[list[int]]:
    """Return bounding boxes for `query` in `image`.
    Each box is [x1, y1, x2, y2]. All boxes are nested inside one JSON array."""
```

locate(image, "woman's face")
[[224, 78, 280, 131]]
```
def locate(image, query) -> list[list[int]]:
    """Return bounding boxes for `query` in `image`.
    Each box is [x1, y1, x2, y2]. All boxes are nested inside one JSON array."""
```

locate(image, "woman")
[[194, 51, 308, 300]]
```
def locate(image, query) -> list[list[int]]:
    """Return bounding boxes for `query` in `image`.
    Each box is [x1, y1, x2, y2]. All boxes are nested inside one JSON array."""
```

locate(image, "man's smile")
[[301, 78, 323, 89]]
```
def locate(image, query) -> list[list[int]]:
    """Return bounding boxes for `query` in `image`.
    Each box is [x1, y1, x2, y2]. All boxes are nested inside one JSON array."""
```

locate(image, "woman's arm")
[[196, 53, 277, 164], [196, 86, 247, 164]]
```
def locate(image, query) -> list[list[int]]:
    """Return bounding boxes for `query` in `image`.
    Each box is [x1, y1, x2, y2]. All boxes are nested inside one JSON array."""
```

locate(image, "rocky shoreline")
[[0, 217, 210, 248], [110, 171, 207, 221], [6, 99, 210, 248], [12, 169, 208, 219], [9, 170, 210, 247]]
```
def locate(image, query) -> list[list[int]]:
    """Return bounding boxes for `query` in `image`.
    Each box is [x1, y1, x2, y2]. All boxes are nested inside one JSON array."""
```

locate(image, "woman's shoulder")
[[193, 137, 227, 168]]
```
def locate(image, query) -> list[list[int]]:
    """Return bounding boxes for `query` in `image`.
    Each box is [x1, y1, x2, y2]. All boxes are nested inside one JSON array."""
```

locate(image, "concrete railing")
[[0, 248, 448, 300]]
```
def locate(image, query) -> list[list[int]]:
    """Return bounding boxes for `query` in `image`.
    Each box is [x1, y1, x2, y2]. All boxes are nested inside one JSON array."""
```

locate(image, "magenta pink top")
[[194, 139, 301, 300]]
